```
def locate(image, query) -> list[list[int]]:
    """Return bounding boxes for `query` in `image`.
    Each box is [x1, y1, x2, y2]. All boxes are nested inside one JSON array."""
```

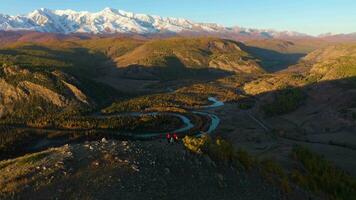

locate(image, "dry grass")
[[0, 146, 70, 195], [183, 135, 255, 170], [290, 146, 356, 199]]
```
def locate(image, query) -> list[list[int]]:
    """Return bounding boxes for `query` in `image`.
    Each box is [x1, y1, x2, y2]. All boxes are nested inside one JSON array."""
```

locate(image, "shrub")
[[261, 159, 285, 178], [234, 149, 255, 170], [238, 99, 255, 110], [291, 146, 356, 199], [183, 135, 255, 170], [207, 137, 235, 161], [260, 159, 291, 193], [182, 134, 211, 154], [262, 88, 306, 116], [280, 176, 292, 194], [183, 135, 292, 193]]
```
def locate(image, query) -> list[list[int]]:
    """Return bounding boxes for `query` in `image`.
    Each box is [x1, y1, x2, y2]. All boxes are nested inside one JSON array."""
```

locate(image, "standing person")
[[166, 133, 171, 143], [173, 133, 179, 143], [170, 135, 174, 144]]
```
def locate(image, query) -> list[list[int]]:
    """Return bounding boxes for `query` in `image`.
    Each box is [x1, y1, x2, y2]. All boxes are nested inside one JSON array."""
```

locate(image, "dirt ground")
[[0, 137, 314, 200]]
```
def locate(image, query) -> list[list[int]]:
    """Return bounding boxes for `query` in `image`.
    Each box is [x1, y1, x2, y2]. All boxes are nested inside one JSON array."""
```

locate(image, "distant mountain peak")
[[0, 7, 318, 38]]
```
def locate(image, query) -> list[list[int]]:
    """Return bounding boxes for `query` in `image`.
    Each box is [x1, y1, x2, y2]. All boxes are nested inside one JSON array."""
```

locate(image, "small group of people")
[[166, 133, 179, 144]]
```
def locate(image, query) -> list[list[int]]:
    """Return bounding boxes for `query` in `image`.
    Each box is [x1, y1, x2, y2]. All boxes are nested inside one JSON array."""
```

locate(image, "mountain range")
[[1, 7, 354, 40]]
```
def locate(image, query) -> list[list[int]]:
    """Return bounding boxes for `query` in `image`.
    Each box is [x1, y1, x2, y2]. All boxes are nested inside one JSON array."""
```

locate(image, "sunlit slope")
[[244, 44, 356, 95], [0, 65, 91, 119], [302, 44, 356, 80], [116, 37, 265, 74], [0, 42, 123, 120]]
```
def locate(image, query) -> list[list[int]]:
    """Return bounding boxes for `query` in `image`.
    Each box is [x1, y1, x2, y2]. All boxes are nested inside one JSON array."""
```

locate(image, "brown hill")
[[116, 37, 264, 75]]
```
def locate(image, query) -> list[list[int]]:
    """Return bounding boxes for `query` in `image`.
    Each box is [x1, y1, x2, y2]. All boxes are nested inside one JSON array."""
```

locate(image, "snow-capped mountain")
[[0, 7, 309, 38]]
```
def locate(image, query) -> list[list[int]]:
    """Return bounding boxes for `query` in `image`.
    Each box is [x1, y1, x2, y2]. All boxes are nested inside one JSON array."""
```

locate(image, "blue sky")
[[0, 0, 355, 35]]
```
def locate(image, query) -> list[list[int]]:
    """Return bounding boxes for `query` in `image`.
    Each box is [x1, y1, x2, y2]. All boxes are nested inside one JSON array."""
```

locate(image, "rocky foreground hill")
[[0, 139, 314, 200]]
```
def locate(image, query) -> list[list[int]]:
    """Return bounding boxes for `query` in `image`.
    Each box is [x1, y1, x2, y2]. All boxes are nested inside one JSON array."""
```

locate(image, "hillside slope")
[[116, 37, 264, 77], [302, 44, 356, 80], [0, 140, 307, 200], [0, 65, 92, 120], [0, 40, 128, 123]]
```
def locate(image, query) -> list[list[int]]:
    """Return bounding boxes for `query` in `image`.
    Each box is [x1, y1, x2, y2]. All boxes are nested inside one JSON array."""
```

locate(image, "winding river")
[[106, 97, 224, 139], [5, 97, 224, 141], [4, 97, 225, 156]]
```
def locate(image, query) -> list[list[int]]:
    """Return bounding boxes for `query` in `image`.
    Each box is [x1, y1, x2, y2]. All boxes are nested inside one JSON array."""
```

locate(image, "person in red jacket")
[[166, 133, 171, 143], [173, 133, 179, 143], [166, 133, 173, 143]]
